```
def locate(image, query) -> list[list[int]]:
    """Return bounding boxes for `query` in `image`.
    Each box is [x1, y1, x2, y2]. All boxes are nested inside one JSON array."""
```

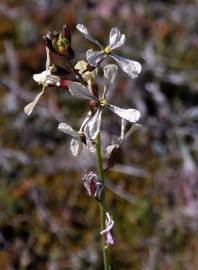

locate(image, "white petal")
[[110, 54, 141, 79], [84, 109, 102, 140], [103, 64, 118, 98], [76, 24, 103, 48], [45, 74, 60, 84], [86, 49, 105, 67], [83, 124, 95, 153], [33, 71, 60, 85], [108, 28, 126, 50], [108, 104, 140, 123], [125, 123, 141, 139], [33, 71, 47, 84], [58, 123, 80, 137], [69, 82, 94, 100], [70, 138, 83, 156], [24, 88, 45, 116], [84, 128, 95, 153]]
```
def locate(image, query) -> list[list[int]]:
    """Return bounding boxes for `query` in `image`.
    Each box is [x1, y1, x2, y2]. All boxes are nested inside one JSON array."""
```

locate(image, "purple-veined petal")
[[86, 49, 105, 67], [58, 123, 80, 137], [69, 82, 94, 100], [110, 54, 141, 79], [108, 104, 140, 123], [76, 24, 103, 49], [108, 28, 126, 50], [24, 88, 45, 116], [103, 64, 118, 98], [70, 138, 83, 157], [84, 109, 102, 140]]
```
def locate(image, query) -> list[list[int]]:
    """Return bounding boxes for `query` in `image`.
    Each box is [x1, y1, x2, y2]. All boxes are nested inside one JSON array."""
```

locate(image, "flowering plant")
[[24, 24, 141, 270]]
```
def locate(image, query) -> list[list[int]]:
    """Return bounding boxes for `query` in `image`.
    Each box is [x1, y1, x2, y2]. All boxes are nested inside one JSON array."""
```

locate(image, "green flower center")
[[103, 46, 111, 55], [99, 98, 109, 108]]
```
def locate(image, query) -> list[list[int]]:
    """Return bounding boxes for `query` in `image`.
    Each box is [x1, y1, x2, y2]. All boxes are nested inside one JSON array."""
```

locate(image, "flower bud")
[[43, 27, 75, 59], [100, 212, 114, 245], [82, 171, 103, 200]]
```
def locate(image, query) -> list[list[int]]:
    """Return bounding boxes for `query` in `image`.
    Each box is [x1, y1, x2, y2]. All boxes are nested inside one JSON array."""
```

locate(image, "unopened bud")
[[82, 171, 103, 200]]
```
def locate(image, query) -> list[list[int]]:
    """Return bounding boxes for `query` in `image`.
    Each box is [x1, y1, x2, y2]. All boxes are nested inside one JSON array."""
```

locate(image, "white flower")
[[24, 47, 60, 116], [33, 70, 60, 86], [68, 64, 141, 144], [58, 112, 92, 156], [100, 212, 114, 245], [76, 24, 141, 79]]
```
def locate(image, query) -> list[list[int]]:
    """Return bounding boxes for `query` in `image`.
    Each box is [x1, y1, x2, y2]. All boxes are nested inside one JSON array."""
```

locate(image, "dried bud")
[[82, 172, 103, 200]]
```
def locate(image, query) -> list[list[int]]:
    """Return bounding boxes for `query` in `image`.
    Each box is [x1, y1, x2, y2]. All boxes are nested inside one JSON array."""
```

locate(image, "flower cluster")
[[76, 24, 141, 79], [24, 47, 61, 116], [24, 24, 142, 247]]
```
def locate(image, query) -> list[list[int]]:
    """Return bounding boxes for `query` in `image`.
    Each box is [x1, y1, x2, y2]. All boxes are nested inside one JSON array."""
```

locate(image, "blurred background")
[[0, 0, 198, 269]]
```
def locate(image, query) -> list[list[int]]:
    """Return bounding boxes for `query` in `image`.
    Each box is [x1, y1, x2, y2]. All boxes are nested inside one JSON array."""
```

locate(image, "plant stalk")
[[95, 133, 110, 270]]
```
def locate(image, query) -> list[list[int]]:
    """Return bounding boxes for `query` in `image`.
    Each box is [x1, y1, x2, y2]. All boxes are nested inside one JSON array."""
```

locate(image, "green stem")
[[95, 133, 110, 270]]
